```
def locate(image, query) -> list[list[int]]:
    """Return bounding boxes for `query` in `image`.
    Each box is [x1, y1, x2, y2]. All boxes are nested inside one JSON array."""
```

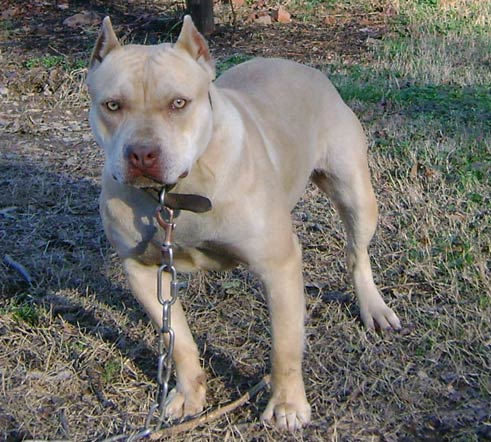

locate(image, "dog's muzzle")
[[124, 143, 162, 183]]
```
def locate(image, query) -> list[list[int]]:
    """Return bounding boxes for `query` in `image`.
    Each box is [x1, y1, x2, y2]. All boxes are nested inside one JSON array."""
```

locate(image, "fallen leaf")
[[252, 0, 266, 9], [1, 7, 18, 19], [324, 15, 337, 25], [366, 37, 382, 46], [448, 212, 467, 222], [407, 186, 423, 203], [0, 207, 17, 219], [254, 14, 272, 25], [423, 165, 438, 178], [384, 5, 398, 17], [4, 254, 32, 285], [273, 6, 292, 24], [63, 11, 101, 28], [57, 1, 69, 10]]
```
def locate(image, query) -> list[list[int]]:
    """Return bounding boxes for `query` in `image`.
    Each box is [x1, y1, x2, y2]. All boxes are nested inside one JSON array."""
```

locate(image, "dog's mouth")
[[115, 170, 190, 188], [134, 174, 165, 188]]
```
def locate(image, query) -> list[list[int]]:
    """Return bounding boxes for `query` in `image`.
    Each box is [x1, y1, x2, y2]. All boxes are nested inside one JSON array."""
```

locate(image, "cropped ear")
[[175, 15, 215, 79], [89, 17, 121, 70]]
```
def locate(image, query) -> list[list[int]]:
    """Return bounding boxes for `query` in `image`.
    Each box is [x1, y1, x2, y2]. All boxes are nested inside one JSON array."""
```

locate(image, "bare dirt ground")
[[1, 1, 490, 441]]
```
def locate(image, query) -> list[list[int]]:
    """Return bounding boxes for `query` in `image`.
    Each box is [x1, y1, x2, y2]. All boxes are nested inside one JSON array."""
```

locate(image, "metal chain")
[[128, 187, 179, 441]]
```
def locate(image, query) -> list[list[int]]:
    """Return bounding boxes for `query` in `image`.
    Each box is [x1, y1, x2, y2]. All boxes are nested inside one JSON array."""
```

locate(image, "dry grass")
[[1, 0, 490, 441]]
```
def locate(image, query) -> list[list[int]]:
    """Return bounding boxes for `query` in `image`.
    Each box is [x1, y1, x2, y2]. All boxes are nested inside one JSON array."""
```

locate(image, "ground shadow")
[[0, 155, 268, 436]]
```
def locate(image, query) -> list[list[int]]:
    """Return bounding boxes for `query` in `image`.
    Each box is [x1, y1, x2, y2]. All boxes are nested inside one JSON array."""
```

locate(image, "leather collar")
[[145, 187, 212, 214], [164, 191, 212, 213]]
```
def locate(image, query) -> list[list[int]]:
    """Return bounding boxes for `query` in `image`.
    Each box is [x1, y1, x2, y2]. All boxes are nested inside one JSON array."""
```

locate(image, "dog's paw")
[[164, 379, 206, 419], [261, 389, 311, 431], [360, 297, 401, 331]]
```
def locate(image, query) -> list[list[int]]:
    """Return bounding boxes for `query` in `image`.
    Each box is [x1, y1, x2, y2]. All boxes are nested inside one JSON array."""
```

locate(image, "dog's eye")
[[106, 101, 120, 111], [172, 98, 187, 110]]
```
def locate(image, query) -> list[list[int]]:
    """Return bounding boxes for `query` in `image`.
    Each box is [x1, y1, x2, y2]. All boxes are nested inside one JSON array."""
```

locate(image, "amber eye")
[[106, 101, 120, 111], [172, 98, 187, 110]]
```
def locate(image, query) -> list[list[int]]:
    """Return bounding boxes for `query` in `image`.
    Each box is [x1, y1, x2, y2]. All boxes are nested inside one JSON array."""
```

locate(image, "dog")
[[86, 16, 401, 431]]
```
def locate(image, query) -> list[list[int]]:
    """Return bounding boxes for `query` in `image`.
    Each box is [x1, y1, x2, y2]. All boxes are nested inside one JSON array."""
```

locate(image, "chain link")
[[129, 187, 179, 441]]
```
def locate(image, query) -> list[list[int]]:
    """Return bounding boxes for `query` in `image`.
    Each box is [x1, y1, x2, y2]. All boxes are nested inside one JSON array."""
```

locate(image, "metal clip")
[[156, 187, 176, 244], [156, 207, 175, 245]]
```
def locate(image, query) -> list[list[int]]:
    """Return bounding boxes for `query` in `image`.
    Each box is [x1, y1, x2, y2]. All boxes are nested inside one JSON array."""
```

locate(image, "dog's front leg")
[[253, 233, 311, 431], [123, 258, 206, 419]]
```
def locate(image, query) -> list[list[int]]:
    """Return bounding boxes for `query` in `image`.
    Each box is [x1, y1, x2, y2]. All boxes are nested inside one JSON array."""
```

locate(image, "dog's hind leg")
[[123, 258, 207, 418], [311, 129, 400, 330]]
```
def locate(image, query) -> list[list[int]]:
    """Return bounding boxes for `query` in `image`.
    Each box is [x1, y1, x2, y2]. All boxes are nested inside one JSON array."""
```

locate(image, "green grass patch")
[[25, 55, 65, 69], [378, 0, 491, 86], [216, 54, 253, 77], [25, 55, 86, 71], [396, 0, 491, 36], [1, 295, 40, 325], [0, 19, 14, 31], [329, 65, 389, 103], [102, 358, 122, 384], [319, 0, 491, 195], [393, 84, 491, 121], [327, 62, 491, 189], [330, 65, 491, 128], [435, 235, 476, 271]]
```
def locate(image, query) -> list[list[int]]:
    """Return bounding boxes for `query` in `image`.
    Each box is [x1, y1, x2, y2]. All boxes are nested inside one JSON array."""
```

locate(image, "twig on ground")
[[3, 254, 33, 285], [148, 375, 270, 439], [99, 375, 270, 442], [229, 0, 237, 28]]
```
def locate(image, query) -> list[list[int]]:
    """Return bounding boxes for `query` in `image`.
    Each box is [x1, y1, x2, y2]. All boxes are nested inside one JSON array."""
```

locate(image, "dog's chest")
[[102, 183, 242, 271], [126, 208, 239, 271], [173, 243, 239, 272], [171, 213, 241, 271]]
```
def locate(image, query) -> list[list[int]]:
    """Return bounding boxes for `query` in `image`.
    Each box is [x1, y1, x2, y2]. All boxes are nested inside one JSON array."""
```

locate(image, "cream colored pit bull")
[[86, 16, 401, 431]]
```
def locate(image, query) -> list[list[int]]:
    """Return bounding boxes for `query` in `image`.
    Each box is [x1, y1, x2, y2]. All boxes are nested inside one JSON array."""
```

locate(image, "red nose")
[[124, 144, 161, 180]]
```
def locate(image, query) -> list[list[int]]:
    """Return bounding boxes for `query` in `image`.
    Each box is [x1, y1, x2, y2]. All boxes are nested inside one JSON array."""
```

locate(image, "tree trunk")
[[186, 0, 214, 35]]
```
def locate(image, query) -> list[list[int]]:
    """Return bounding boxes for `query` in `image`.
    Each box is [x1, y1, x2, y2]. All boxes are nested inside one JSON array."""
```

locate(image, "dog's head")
[[86, 16, 215, 187]]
